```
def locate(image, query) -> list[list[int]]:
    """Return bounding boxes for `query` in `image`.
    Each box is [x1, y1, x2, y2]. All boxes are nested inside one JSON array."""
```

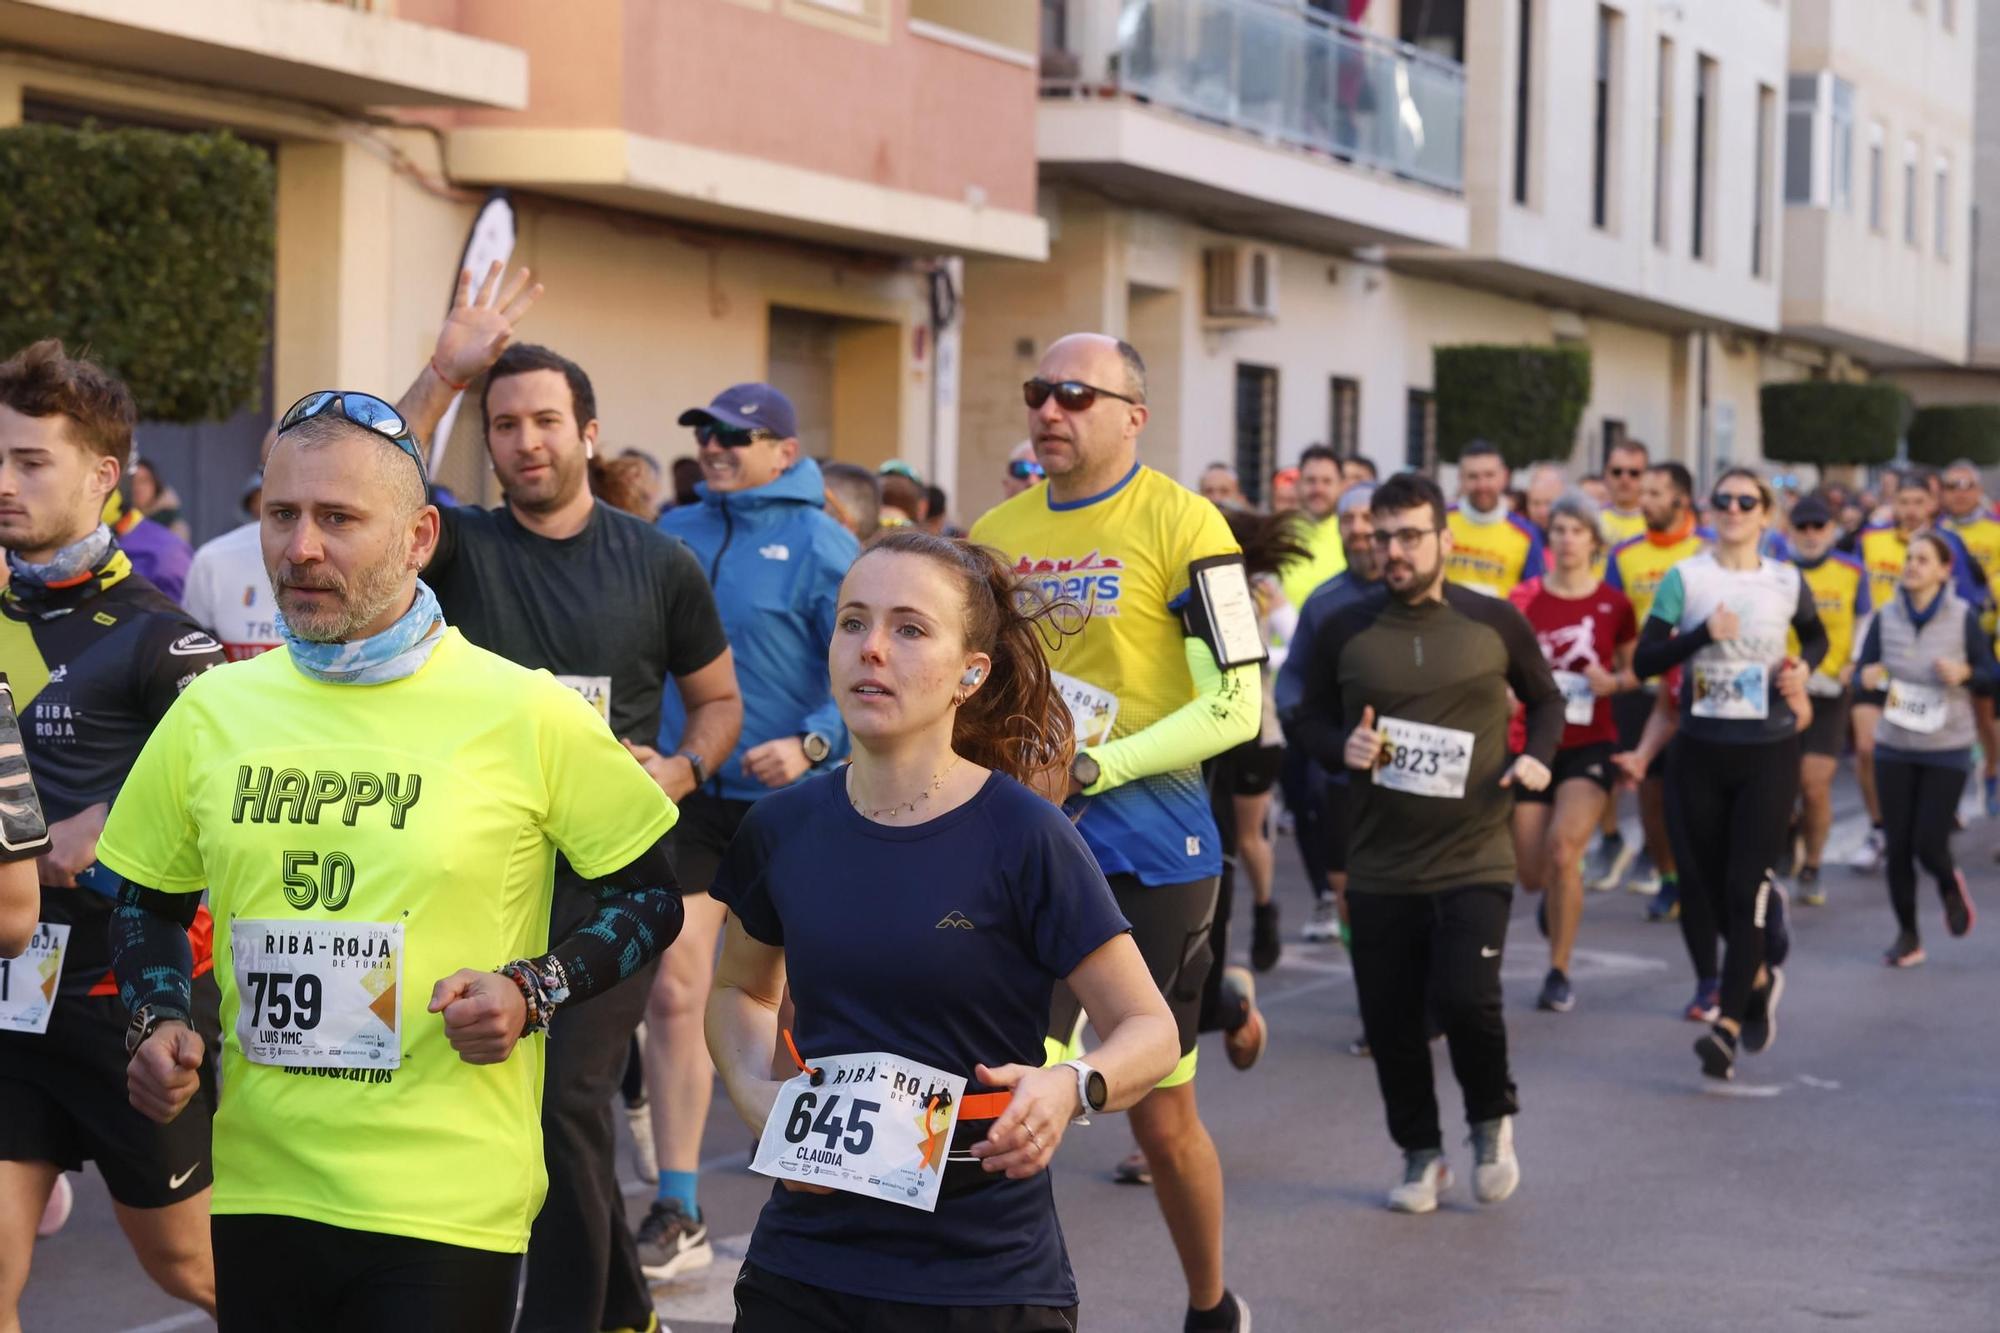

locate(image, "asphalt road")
[[27, 781, 2000, 1333]]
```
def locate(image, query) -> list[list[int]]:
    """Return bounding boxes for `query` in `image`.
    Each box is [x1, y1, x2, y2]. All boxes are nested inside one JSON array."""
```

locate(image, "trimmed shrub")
[[1905, 404, 2000, 468], [1433, 344, 1592, 468], [1758, 381, 1907, 466]]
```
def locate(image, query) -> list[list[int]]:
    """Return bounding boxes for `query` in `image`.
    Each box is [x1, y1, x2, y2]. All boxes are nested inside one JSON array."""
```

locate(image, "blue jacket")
[[656, 458, 859, 801]]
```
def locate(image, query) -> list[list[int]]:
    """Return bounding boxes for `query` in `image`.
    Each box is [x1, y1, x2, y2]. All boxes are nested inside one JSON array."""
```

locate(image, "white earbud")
[[961, 667, 984, 687]]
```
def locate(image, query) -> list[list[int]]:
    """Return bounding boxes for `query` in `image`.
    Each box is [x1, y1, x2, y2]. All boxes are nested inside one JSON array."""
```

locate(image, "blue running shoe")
[[1762, 877, 1791, 968], [1683, 977, 1720, 1023], [1645, 875, 1680, 922]]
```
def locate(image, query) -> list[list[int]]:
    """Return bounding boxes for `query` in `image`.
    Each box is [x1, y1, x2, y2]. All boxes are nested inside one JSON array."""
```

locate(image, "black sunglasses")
[[1007, 459, 1045, 481], [1023, 379, 1140, 413], [1607, 466, 1644, 478], [1711, 493, 1763, 513], [1793, 520, 1831, 531], [694, 424, 776, 449], [279, 391, 427, 484]]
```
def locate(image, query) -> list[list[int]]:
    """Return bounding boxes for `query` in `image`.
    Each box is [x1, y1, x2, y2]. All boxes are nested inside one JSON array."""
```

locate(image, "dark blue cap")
[[678, 383, 799, 440]]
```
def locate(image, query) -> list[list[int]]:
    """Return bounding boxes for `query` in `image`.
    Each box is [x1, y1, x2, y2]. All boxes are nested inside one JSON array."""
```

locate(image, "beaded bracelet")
[[497, 957, 572, 1037]]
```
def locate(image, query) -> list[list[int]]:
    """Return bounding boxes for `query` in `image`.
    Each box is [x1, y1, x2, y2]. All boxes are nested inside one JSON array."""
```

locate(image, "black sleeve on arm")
[[1965, 609, 1999, 691], [537, 834, 685, 1010], [1489, 599, 1565, 766], [1856, 615, 1883, 669], [659, 538, 731, 678], [1792, 577, 1830, 672], [109, 880, 198, 1020], [1293, 603, 1357, 772], [1633, 616, 1712, 679], [136, 618, 225, 725]]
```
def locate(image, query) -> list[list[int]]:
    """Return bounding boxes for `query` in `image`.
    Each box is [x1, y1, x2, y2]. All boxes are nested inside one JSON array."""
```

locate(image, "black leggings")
[[1664, 734, 1799, 1023], [1875, 756, 1968, 939], [212, 1214, 521, 1333]]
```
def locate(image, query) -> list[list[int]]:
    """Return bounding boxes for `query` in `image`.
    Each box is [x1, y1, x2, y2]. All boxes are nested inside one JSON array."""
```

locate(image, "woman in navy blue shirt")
[[707, 531, 1179, 1332]]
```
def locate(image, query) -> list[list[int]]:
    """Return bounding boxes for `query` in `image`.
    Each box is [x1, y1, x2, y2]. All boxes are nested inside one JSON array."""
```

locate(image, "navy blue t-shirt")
[[712, 768, 1130, 1307]]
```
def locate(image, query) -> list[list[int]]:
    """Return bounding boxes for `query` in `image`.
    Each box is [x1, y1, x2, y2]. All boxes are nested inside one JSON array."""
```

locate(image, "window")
[[1935, 153, 1951, 257], [1784, 73, 1816, 204], [1943, 0, 1956, 31], [1868, 121, 1886, 231], [1330, 377, 1361, 455], [1830, 78, 1855, 212], [1513, 0, 1534, 206], [1592, 6, 1620, 231], [1405, 389, 1436, 472], [1904, 137, 1920, 247], [1600, 419, 1628, 471], [1654, 39, 1674, 247], [1753, 84, 1775, 277], [1692, 56, 1716, 260], [1234, 365, 1279, 507]]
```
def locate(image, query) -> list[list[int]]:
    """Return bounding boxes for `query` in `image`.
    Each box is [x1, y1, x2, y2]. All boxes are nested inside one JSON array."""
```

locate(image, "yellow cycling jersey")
[[1944, 511, 2000, 629], [1445, 505, 1545, 598], [1599, 508, 1647, 547], [1792, 552, 1870, 681], [1605, 522, 1711, 622], [97, 631, 676, 1253]]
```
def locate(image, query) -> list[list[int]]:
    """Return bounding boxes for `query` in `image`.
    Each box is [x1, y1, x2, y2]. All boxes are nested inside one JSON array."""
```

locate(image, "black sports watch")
[[1070, 749, 1101, 792], [677, 749, 708, 788], [800, 732, 832, 765], [124, 1003, 189, 1057]]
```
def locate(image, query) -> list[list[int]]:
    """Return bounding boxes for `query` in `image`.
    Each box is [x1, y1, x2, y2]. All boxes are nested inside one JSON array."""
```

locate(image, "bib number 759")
[[783, 1091, 880, 1155], [242, 971, 323, 1031]]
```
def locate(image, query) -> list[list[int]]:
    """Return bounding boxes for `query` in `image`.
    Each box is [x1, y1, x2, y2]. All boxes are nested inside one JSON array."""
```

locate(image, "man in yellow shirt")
[[1599, 440, 1651, 548], [101, 396, 683, 1332], [1276, 445, 1348, 611], [1446, 441, 1545, 598]]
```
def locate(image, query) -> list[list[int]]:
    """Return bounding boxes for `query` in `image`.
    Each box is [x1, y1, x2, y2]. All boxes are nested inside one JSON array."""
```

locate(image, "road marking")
[[1699, 1080, 1786, 1098], [115, 1313, 209, 1333], [652, 1230, 753, 1324], [1797, 1074, 1843, 1090]]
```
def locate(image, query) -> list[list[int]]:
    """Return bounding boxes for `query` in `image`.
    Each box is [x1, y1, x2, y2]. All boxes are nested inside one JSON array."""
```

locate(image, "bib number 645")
[[784, 1091, 880, 1155]]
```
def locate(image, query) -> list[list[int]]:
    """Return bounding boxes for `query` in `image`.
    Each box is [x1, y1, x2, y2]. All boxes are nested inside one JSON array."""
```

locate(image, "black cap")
[[1789, 494, 1834, 527]]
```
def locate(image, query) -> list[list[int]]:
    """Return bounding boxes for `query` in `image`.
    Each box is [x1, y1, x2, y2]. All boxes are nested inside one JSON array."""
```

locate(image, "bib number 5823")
[[783, 1091, 880, 1155]]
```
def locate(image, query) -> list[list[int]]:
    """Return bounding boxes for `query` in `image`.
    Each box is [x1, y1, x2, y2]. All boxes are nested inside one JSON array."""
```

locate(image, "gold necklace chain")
[[851, 756, 961, 821]]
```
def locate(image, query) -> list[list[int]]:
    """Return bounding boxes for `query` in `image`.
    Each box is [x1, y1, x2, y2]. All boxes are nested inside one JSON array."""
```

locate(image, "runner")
[[1522, 464, 1566, 537], [101, 486, 192, 604], [0, 672, 49, 956], [1632, 467, 1826, 1081], [1855, 531, 1990, 966], [1340, 455, 1378, 488], [1446, 440, 1545, 598], [101, 393, 685, 1332], [184, 430, 284, 661], [1276, 444, 1347, 612], [1598, 440, 1651, 549], [969, 333, 1260, 1330], [706, 529, 1181, 1331], [1787, 494, 1869, 906], [1508, 492, 1638, 1014], [0, 340, 227, 1328], [1294, 472, 1563, 1212], [1597, 462, 1708, 915], [392, 269, 744, 1333], [1002, 441, 1045, 500], [1937, 459, 2000, 815], [644, 380, 858, 1282]]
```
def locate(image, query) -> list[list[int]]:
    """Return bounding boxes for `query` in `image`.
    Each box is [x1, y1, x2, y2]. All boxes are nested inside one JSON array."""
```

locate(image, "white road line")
[[115, 1311, 209, 1333]]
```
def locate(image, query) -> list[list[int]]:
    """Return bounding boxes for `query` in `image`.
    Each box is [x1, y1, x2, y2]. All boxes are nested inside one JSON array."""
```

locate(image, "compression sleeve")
[[1792, 576, 1830, 672], [536, 835, 685, 1008], [109, 880, 199, 1020], [1082, 639, 1260, 795], [1633, 617, 1713, 679]]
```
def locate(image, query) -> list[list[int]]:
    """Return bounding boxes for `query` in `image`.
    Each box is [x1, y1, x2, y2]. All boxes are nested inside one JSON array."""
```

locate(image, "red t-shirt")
[[1508, 577, 1637, 749]]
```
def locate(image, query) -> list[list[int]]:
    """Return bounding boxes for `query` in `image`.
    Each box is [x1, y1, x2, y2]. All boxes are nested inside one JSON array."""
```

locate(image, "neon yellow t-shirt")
[[970, 463, 1240, 885], [97, 629, 676, 1253], [1277, 510, 1347, 612]]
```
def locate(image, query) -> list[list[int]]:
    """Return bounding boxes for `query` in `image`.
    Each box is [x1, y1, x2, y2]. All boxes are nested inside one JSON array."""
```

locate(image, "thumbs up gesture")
[[1345, 705, 1386, 772]]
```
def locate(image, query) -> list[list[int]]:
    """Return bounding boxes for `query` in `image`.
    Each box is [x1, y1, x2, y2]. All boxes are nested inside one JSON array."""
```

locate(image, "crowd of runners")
[[0, 263, 1988, 1331]]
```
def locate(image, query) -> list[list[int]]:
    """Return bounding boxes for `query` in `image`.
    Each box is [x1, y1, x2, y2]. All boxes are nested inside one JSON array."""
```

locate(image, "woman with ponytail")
[[705, 530, 1178, 1330]]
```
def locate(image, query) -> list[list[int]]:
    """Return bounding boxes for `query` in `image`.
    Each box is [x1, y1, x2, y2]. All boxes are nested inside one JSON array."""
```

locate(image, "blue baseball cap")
[[678, 383, 799, 440]]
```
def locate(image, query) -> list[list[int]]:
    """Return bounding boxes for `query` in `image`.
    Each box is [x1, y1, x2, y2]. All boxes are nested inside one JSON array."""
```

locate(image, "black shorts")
[[733, 1261, 1077, 1333], [1799, 689, 1853, 759], [1513, 743, 1617, 805], [1222, 741, 1283, 797], [670, 791, 756, 896], [1048, 874, 1216, 1076], [1854, 688, 1887, 710], [1612, 691, 1668, 780], [0, 977, 220, 1208], [1322, 775, 1354, 874], [213, 1214, 521, 1333]]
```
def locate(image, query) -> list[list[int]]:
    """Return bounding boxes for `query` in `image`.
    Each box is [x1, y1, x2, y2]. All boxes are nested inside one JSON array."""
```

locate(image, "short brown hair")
[[0, 340, 136, 470]]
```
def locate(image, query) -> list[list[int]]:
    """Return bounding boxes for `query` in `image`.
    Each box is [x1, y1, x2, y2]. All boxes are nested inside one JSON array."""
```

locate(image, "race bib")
[[1691, 660, 1768, 720], [231, 920, 402, 1069], [554, 674, 612, 724], [1885, 679, 1948, 734], [751, 1050, 968, 1213], [1051, 671, 1119, 749], [1372, 716, 1474, 799], [1552, 670, 1597, 727], [0, 922, 68, 1035]]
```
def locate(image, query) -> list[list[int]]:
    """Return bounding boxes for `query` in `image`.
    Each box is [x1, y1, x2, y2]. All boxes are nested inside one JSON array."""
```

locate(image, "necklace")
[[850, 756, 961, 821]]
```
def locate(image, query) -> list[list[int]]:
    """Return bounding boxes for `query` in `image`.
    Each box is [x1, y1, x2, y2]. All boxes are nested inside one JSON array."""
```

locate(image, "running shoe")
[[1741, 966, 1784, 1055], [1987, 773, 1999, 819], [1885, 932, 1927, 967], [1220, 967, 1267, 1071], [1694, 1024, 1737, 1081], [1386, 1151, 1453, 1214], [1762, 878, 1792, 968], [1183, 1290, 1252, 1333], [1346, 1034, 1372, 1058], [1848, 827, 1886, 873], [37, 1173, 71, 1237], [625, 1098, 658, 1186], [1943, 869, 1977, 938], [1536, 968, 1574, 1013], [1798, 865, 1826, 908], [1624, 849, 1662, 896], [1645, 876, 1680, 922], [1301, 897, 1340, 943], [1535, 895, 1549, 939], [1584, 833, 1633, 893], [635, 1198, 711, 1281], [1113, 1149, 1153, 1185], [1469, 1116, 1520, 1204], [1250, 901, 1282, 972], [1684, 977, 1721, 1024]]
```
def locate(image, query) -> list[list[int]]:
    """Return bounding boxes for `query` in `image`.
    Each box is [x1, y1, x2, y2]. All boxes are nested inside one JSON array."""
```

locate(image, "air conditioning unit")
[[1203, 245, 1278, 321]]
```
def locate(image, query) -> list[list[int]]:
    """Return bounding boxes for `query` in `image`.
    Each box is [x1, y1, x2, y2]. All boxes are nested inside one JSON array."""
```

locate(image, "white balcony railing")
[[1044, 0, 1465, 195]]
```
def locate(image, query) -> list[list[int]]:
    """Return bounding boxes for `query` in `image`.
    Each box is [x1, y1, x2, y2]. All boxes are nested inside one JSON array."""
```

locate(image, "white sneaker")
[[626, 1102, 658, 1185], [1584, 836, 1636, 893], [1386, 1152, 1452, 1214], [1470, 1116, 1520, 1204], [1847, 827, 1886, 873], [1301, 898, 1339, 942], [1624, 851, 1661, 896]]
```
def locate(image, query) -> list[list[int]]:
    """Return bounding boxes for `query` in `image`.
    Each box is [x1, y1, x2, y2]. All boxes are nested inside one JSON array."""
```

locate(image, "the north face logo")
[[759, 544, 790, 561], [936, 912, 974, 930]]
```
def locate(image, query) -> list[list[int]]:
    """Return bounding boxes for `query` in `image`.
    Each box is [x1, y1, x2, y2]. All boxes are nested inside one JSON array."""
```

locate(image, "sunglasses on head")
[[1711, 492, 1763, 513], [1023, 378, 1140, 413], [278, 391, 428, 484], [1007, 459, 1045, 481], [694, 423, 776, 449]]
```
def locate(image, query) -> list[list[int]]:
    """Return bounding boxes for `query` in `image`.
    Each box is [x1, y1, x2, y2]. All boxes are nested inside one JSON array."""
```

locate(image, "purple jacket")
[[113, 512, 193, 604]]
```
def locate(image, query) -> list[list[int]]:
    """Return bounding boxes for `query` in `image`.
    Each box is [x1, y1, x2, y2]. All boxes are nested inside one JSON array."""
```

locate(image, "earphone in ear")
[[961, 667, 984, 687]]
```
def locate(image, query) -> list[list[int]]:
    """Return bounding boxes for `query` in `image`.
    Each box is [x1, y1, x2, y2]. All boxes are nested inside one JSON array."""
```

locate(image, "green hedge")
[[0, 123, 274, 423], [1433, 344, 1592, 468], [1758, 382, 1907, 466], [1905, 405, 2000, 468]]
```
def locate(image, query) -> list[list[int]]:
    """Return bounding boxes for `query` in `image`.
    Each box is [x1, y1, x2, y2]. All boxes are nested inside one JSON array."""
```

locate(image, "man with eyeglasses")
[[1295, 473, 1562, 1215], [1938, 459, 2000, 815], [971, 333, 1259, 1333], [1786, 494, 1869, 906], [103, 391, 684, 1331], [1002, 440, 1045, 500], [389, 267, 743, 1332], [644, 380, 857, 1282], [1446, 440, 1544, 599]]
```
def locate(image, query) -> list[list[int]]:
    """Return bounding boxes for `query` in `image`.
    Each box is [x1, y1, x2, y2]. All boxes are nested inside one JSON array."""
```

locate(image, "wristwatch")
[[677, 749, 708, 788], [1070, 749, 1101, 792], [1061, 1058, 1107, 1118], [124, 1003, 189, 1057], [799, 732, 832, 765]]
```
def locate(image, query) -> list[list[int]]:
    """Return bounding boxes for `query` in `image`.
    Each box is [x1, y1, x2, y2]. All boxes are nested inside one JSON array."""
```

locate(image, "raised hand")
[[431, 261, 542, 389]]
